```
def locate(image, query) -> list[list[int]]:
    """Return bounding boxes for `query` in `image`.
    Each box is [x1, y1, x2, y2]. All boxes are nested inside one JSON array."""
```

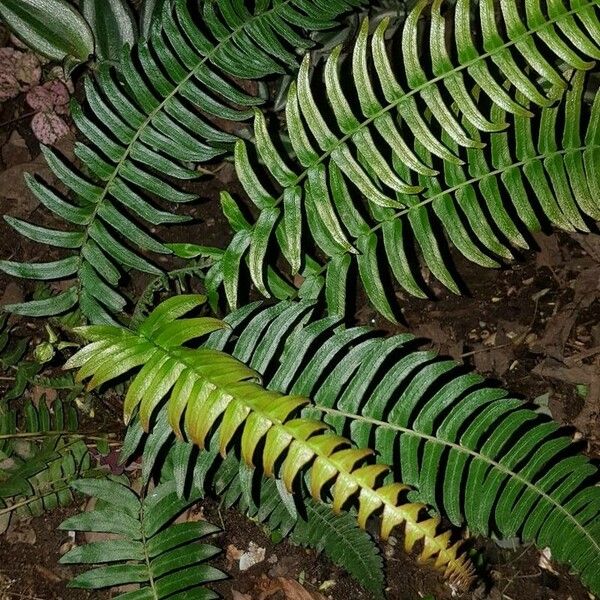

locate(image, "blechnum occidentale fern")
[[66, 295, 477, 591], [59, 479, 227, 598], [67, 295, 600, 595], [3, 0, 600, 322], [210, 2, 600, 319], [1, 0, 600, 596]]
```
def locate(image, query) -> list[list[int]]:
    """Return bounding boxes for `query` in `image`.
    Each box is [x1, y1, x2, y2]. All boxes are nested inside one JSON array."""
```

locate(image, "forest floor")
[[0, 44, 599, 600]]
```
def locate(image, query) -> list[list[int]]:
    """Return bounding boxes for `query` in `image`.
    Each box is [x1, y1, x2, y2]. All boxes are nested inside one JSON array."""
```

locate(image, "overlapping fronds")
[[227, 461, 387, 597], [60, 479, 226, 598], [122, 416, 387, 597], [202, 300, 600, 594], [212, 2, 600, 319], [0, 0, 364, 323], [0, 397, 78, 459], [0, 399, 90, 532], [66, 294, 476, 588]]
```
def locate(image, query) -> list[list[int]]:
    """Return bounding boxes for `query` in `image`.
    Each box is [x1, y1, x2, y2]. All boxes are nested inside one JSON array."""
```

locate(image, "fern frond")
[[226, 462, 387, 597], [0, 0, 365, 323], [204, 300, 600, 595], [59, 479, 226, 598], [0, 434, 91, 531], [214, 3, 600, 318], [0, 397, 79, 457], [66, 295, 476, 589], [0, 313, 28, 368]]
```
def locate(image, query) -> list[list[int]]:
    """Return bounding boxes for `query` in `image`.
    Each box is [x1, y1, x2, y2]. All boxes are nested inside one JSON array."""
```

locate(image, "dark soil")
[[1, 50, 599, 600]]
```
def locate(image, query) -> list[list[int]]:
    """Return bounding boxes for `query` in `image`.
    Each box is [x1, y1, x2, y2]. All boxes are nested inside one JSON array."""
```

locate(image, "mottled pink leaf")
[[48, 65, 74, 94], [26, 80, 70, 113], [0, 47, 17, 63], [31, 111, 69, 145], [26, 84, 53, 111], [15, 52, 41, 88], [0, 47, 20, 78], [44, 79, 70, 110], [0, 71, 20, 101]]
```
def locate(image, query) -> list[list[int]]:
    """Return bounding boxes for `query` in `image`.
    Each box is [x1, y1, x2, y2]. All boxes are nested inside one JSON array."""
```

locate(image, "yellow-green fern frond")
[[66, 294, 476, 589]]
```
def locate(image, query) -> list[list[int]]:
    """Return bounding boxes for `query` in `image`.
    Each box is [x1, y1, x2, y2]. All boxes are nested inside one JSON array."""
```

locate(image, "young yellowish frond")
[[68, 296, 476, 589]]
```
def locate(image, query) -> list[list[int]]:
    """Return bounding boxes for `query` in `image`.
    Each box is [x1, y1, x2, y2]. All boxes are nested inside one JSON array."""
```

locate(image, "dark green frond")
[[59, 479, 226, 599], [0, 397, 91, 532], [225, 463, 387, 598], [0, 0, 365, 323], [204, 300, 600, 595], [68, 296, 477, 588], [126, 411, 386, 597], [213, 3, 600, 319]]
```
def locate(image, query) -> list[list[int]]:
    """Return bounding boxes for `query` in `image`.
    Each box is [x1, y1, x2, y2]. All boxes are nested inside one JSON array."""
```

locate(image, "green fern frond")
[[66, 294, 476, 589], [0, 434, 91, 531], [0, 0, 365, 323], [59, 479, 226, 598], [204, 300, 600, 595], [0, 313, 28, 368], [213, 2, 600, 318], [226, 462, 387, 597], [0, 397, 79, 459]]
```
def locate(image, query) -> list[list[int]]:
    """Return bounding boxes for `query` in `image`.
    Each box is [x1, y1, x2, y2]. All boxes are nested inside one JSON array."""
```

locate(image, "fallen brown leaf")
[[34, 565, 62, 583], [277, 578, 327, 600]]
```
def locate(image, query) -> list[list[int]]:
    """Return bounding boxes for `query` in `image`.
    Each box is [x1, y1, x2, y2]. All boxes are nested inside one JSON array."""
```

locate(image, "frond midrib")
[[312, 404, 600, 555], [73, 0, 299, 293], [139, 500, 159, 600], [0, 439, 83, 518]]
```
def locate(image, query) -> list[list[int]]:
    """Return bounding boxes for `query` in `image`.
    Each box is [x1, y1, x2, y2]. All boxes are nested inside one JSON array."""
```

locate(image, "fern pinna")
[[0, 398, 91, 532], [212, 2, 600, 319], [0, 0, 364, 323], [65, 295, 600, 595], [65, 295, 476, 590], [120, 398, 387, 595], [59, 479, 226, 598]]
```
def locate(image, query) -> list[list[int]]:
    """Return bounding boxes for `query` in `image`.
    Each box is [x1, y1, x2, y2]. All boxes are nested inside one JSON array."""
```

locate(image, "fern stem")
[[0, 430, 118, 441], [0, 474, 76, 517], [139, 486, 159, 600]]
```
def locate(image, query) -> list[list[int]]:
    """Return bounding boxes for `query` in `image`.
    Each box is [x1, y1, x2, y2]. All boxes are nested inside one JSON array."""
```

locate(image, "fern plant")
[[0, 0, 365, 323], [210, 3, 600, 319], [65, 295, 600, 594], [65, 294, 477, 589], [200, 299, 600, 593], [0, 313, 42, 401], [59, 478, 226, 598], [228, 468, 387, 596], [0, 398, 92, 533]]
